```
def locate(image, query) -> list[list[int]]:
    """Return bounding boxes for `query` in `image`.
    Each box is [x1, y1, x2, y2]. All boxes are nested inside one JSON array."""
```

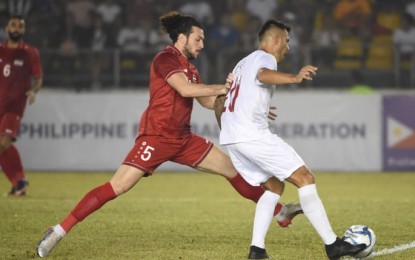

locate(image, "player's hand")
[[295, 65, 318, 83], [225, 72, 233, 88], [268, 106, 277, 121], [26, 90, 36, 105], [214, 94, 226, 129]]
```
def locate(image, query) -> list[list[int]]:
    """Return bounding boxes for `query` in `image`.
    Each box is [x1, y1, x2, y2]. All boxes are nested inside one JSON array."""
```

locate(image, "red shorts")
[[0, 113, 21, 140], [123, 134, 213, 174]]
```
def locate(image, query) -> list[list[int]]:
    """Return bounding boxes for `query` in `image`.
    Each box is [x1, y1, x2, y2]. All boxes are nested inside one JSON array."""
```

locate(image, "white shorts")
[[226, 132, 305, 186]]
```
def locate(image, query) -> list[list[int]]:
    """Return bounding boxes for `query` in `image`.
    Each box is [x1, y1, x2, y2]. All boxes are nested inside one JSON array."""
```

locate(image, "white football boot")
[[37, 227, 63, 257]]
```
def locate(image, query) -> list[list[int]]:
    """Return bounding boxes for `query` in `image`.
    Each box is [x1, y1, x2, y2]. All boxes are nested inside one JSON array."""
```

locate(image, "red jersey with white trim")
[[139, 45, 202, 138], [0, 40, 43, 116]]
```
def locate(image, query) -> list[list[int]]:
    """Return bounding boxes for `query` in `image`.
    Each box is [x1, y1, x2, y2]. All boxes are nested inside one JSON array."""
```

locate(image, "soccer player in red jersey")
[[0, 15, 43, 196], [37, 12, 302, 258]]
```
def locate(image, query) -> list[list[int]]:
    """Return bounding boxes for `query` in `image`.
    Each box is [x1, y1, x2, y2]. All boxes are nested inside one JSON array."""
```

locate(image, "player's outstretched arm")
[[196, 73, 233, 110], [167, 72, 229, 98], [257, 65, 318, 85]]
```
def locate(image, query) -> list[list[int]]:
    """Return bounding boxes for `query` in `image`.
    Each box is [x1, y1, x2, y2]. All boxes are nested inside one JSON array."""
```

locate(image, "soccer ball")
[[342, 225, 376, 258]]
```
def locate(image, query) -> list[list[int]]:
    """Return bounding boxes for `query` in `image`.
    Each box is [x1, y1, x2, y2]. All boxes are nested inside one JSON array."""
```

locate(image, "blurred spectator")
[[349, 70, 373, 93], [311, 15, 340, 70], [66, 0, 96, 48], [208, 13, 240, 53], [0, 2, 6, 14], [91, 17, 107, 53], [206, 13, 240, 83], [6, 0, 31, 16], [393, 13, 415, 59], [4, 0, 407, 89], [24, 12, 49, 49], [245, 0, 278, 23], [96, 0, 121, 48], [90, 16, 108, 89], [117, 18, 147, 51], [0, 14, 8, 41], [279, 12, 302, 71], [240, 15, 262, 50], [278, 0, 316, 44], [179, 0, 214, 27], [406, 1, 415, 20], [334, 0, 372, 34], [356, 9, 395, 63], [29, 0, 54, 20], [152, 1, 182, 19], [57, 13, 81, 89], [58, 13, 80, 55], [228, 0, 249, 33], [125, 0, 154, 23], [147, 22, 171, 52], [26, 0, 65, 49], [96, 0, 121, 24], [117, 17, 148, 87]]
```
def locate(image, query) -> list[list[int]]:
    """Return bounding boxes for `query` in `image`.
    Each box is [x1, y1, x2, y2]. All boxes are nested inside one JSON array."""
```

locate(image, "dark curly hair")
[[159, 11, 203, 43]]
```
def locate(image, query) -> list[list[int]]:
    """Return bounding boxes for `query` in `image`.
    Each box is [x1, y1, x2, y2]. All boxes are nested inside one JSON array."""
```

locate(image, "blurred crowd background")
[[1, 0, 415, 90]]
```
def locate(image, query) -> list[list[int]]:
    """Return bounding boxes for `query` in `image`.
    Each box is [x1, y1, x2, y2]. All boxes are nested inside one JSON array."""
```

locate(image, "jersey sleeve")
[[254, 52, 277, 85], [29, 47, 43, 78], [153, 52, 182, 81]]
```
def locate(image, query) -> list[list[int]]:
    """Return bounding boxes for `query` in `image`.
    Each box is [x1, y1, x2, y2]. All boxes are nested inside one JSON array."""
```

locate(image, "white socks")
[[251, 191, 280, 248], [298, 184, 337, 245], [53, 224, 66, 237]]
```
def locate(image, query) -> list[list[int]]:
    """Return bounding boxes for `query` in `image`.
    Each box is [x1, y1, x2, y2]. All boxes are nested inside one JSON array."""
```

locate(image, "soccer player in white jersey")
[[218, 19, 367, 260]]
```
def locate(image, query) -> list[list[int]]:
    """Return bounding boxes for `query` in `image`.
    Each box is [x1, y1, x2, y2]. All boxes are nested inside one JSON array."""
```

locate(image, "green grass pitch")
[[1, 172, 414, 259]]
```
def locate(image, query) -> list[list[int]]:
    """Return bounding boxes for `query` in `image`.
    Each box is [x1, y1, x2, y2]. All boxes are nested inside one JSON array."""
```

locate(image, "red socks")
[[0, 145, 25, 186], [228, 173, 263, 202], [228, 173, 282, 215], [60, 182, 116, 233]]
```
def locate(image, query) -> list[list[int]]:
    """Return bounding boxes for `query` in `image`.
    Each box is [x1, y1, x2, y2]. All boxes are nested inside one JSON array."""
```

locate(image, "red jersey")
[[139, 45, 202, 138], [0, 40, 43, 116]]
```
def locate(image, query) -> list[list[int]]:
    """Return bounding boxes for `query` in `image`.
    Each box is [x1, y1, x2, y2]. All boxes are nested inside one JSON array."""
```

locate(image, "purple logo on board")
[[383, 95, 415, 171]]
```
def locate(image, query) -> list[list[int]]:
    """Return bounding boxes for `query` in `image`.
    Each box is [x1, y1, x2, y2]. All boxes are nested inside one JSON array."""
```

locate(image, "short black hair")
[[159, 11, 203, 43], [258, 19, 291, 41]]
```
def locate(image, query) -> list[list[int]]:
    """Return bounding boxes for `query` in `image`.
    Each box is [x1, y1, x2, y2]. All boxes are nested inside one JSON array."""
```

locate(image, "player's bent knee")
[[302, 172, 315, 185], [287, 166, 315, 187], [263, 177, 284, 195]]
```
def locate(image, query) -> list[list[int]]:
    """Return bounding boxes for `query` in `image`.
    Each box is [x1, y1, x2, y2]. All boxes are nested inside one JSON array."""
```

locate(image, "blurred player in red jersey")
[[0, 15, 43, 196], [37, 12, 302, 258]]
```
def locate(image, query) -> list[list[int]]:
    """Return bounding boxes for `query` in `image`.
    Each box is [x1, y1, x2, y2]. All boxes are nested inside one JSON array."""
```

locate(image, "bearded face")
[[182, 26, 204, 60], [7, 18, 25, 43]]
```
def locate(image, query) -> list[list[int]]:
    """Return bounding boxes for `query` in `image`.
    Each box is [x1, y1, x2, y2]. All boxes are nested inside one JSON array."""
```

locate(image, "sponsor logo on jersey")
[[14, 60, 24, 66]]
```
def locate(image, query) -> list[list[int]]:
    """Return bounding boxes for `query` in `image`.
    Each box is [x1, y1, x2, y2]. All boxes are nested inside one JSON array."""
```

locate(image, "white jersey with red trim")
[[220, 50, 277, 145]]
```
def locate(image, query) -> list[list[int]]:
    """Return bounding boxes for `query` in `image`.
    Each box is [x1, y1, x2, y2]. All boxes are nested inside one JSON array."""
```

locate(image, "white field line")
[[345, 240, 415, 259]]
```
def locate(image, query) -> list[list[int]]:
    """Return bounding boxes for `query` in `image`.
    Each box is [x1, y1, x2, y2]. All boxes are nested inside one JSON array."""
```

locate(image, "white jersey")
[[220, 50, 277, 145]]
